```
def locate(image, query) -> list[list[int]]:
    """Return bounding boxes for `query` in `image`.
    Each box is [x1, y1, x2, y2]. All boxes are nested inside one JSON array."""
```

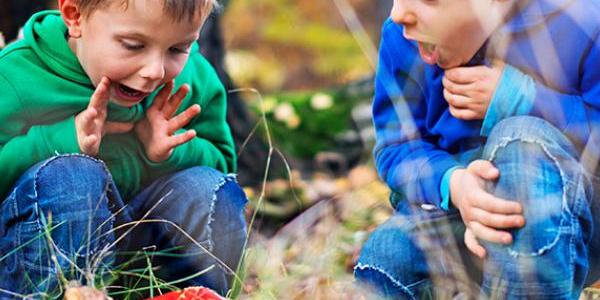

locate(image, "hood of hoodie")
[[23, 10, 92, 86], [503, 0, 576, 32]]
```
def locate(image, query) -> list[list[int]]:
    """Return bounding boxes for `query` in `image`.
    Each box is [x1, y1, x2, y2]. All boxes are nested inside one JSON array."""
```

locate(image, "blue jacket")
[[373, 0, 600, 209]]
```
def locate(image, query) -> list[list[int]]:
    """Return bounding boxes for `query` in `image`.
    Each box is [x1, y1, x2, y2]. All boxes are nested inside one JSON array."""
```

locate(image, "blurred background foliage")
[[223, 0, 385, 92], [223, 0, 390, 172], [220, 1, 395, 298]]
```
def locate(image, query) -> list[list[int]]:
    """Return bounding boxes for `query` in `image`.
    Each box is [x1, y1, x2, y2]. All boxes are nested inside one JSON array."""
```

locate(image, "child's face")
[[66, 0, 204, 107], [391, 0, 501, 69]]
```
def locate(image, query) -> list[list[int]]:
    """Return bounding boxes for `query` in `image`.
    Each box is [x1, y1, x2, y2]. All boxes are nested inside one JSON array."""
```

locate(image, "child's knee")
[[153, 167, 247, 246], [35, 154, 111, 199], [482, 116, 591, 241], [1, 156, 116, 293], [20, 155, 114, 228], [480, 118, 592, 297], [484, 116, 578, 160], [168, 167, 247, 212], [483, 130, 589, 256]]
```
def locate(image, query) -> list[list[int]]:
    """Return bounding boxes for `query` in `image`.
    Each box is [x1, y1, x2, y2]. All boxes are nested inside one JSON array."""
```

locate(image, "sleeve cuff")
[[440, 166, 462, 211], [481, 64, 536, 136]]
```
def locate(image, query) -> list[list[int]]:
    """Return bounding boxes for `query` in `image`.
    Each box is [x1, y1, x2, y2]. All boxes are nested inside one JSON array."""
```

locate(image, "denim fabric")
[[355, 116, 599, 299], [0, 154, 247, 298], [121, 166, 248, 296]]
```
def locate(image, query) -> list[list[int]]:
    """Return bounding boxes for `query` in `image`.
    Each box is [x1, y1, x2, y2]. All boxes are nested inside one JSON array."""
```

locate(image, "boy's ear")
[[58, 0, 83, 38]]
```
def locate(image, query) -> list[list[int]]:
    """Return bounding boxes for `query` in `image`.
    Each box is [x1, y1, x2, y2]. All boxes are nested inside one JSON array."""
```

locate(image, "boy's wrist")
[[448, 168, 466, 209], [440, 166, 463, 211]]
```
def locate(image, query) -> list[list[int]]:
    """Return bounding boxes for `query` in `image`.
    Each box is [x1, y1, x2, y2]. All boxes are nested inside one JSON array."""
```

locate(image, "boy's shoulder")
[[565, 0, 600, 35], [0, 11, 60, 80], [0, 39, 39, 90], [509, 0, 600, 36], [0, 39, 35, 69]]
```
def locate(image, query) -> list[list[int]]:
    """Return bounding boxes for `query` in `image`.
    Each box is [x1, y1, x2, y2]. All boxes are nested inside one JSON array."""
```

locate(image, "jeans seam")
[[8, 190, 18, 221], [354, 262, 419, 300], [569, 214, 576, 292], [204, 173, 238, 275], [487, 137, 570, 258]]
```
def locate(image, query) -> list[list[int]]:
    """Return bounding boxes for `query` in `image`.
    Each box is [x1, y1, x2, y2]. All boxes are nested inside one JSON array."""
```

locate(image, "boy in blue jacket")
[[355, 0, 600, 298]]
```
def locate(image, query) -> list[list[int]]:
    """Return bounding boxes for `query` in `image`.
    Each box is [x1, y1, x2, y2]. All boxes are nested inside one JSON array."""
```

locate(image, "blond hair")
[[76, 0, 219, 22]]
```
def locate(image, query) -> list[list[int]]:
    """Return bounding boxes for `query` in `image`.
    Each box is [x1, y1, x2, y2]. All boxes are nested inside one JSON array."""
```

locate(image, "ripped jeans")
[[355, 116, 600, 299], [0, 155, 248, 298]]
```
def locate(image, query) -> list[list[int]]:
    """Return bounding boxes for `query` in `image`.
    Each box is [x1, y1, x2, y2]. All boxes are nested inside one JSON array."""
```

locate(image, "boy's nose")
[[139, 58, 166, 82], [390, 0, 417, 25]]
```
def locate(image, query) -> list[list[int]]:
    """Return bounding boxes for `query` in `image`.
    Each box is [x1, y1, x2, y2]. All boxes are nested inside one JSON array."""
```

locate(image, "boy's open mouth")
[[114, 83, 150, 102], [418, 42, 439, 65]]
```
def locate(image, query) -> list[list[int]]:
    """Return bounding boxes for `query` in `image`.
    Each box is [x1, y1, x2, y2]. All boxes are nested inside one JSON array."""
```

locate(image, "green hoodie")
[[0, 11, 236, 200]]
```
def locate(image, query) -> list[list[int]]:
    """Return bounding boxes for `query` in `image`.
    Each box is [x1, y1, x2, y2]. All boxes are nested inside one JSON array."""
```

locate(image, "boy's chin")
[[436, 57, 465, 70]]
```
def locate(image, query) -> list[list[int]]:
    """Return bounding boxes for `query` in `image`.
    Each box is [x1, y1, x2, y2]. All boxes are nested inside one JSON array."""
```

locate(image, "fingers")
[[464, 229, 486, 258], [448, 106, 479, 120], [163, 84, 190, 118], [443, 88, 471, 108], [443, 87, 484, 120], [442, 76, 476, 98], [153, 81, 175, 111], [469, 187, 523, 215], [77, 107, 101, 137], [445, 66, 486, 84], [168, 129, 196, 149], [89, 77, 111, 112], [469, 221, 513, 245], [470, 207, 525, 229], [105, 121, 135, 135], [469, 160, 499, 180], [461, 160, 523, 214], [167, 104, 200, 135], [81, 134, 100, 156]]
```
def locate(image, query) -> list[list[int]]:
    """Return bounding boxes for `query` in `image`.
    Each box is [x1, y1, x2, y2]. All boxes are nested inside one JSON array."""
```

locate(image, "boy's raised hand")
[[442, 61, 505, 120], [134, 81, 201, 162], [449, 160, 525, 258], [75, 77, 134, 156]]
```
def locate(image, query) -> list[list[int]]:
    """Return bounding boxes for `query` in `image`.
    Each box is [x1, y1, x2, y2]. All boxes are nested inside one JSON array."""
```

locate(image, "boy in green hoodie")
[[0, 0, 247, 296]]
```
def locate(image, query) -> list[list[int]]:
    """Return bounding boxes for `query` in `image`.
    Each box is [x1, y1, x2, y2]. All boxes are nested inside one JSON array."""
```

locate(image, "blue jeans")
[[0, 155, 247, 298], [355, 116, 599, 299]]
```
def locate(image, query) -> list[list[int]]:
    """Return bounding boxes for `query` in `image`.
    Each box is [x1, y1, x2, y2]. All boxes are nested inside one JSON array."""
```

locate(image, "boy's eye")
[[121, 41, 144, 51], [119, 39, 144, 51], [169, 45, 192, 55]]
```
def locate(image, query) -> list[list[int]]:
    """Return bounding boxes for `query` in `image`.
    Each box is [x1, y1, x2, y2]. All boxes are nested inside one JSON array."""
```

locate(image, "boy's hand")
[[443, 61, 505, 120], [75, 77, 134, 156], [449, 160, 525, 258], [135, 81, 201, 163]]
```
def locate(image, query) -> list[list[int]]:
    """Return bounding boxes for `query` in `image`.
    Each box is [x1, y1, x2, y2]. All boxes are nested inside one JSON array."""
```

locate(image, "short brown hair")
[[76, 0, 218, 22]]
